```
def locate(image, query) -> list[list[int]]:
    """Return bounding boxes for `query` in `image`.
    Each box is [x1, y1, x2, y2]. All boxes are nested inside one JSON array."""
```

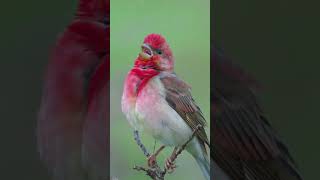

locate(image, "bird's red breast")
[[129, 67, 160, 96]]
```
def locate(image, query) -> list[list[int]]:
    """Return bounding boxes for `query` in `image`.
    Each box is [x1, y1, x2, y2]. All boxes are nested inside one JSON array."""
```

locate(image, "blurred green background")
[[110, 0, 210, 179]]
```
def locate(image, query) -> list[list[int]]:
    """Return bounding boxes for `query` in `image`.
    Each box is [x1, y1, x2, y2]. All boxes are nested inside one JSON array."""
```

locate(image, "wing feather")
[[212, 47, 303, 180], [160, 73, 209, 150]]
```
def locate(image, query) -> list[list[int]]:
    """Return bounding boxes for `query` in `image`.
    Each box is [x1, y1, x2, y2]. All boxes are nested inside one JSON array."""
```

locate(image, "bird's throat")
[[129, 67, 160, 96]]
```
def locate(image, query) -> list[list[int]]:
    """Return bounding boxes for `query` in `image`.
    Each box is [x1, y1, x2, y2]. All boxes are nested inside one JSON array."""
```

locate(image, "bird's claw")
[[147, 154, 157, 167], [165, 157, 177, 173]]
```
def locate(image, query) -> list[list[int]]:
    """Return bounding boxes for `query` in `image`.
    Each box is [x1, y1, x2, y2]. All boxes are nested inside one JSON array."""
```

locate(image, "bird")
[[211, 45, 304, 180], [37, 0, 109, 179], [121, 33, 210, 180]]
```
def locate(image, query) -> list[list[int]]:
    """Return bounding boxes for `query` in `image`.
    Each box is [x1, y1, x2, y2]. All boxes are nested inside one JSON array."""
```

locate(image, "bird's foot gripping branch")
[[133, 125, 203, 180]]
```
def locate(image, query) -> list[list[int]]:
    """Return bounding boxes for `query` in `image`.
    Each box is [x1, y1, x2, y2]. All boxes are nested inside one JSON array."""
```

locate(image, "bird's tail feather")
[[195, 154, 210, 180]]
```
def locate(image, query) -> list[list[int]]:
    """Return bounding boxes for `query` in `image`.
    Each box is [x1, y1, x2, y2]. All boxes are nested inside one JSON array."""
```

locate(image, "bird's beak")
[[140, 43, 153, 60]]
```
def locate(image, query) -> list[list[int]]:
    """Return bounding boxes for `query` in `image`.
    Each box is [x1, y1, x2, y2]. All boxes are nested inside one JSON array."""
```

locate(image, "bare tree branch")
[[133, 125, 203, 180]]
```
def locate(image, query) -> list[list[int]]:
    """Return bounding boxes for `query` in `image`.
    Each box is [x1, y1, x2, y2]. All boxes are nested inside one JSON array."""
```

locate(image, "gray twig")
[[133, 125, 202, 180]]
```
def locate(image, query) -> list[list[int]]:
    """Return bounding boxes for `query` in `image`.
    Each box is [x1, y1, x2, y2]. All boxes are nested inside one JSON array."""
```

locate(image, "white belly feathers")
[[134, 76, 193, 146]]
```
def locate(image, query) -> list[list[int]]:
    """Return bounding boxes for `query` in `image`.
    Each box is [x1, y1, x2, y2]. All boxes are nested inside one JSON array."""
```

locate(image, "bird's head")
[[135, 34, 174, 72]]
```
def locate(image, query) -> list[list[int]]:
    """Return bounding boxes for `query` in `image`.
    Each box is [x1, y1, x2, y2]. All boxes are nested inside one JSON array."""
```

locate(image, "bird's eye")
[[155, 49, 162, 55]]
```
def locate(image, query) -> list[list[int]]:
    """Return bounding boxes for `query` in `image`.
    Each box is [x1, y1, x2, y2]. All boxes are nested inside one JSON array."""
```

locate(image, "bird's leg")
[[165, 147, 178, 173], [134, 130, 150, 157], [147, 145, 166, 167]]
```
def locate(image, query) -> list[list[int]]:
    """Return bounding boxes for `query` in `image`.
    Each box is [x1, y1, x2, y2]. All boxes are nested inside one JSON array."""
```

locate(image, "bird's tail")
[[194, 152, 210, 180], [188, 138, 210, 180]]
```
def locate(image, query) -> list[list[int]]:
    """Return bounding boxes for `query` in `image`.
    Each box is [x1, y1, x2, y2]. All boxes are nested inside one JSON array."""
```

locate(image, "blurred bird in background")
[[37, 0, 109, 179], [211, 45, 303, 180], [122, 34, 210, 180]]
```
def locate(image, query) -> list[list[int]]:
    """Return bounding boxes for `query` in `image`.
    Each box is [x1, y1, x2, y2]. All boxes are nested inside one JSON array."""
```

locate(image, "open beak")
[[139, 43, 153, 60]]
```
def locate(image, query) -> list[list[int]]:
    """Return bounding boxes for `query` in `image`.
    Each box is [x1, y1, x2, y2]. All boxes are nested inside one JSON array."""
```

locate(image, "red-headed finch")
[[122, 34, 210, 180]]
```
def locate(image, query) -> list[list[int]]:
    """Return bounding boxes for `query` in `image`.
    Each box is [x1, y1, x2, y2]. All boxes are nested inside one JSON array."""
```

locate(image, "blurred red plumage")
[[37, 0, 109, 179]]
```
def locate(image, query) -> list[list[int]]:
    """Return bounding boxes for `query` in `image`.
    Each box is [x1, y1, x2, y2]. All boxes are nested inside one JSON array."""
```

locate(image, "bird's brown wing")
[[212, 47, 302, 180], [160, 73, 209, 151]]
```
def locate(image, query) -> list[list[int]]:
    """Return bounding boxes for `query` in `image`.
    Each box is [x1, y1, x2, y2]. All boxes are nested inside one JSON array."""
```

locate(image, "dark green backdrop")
[[0, 1, 77, 179], [0, 0, 319, 179]]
